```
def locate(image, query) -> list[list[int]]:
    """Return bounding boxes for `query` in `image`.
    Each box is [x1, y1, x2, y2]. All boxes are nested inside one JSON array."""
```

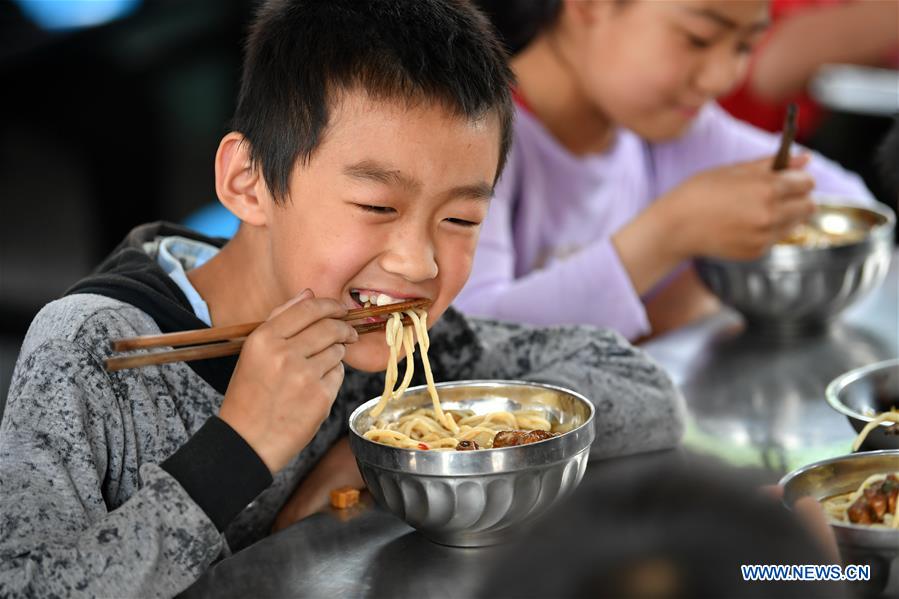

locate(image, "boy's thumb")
[[269, 288, 314, 319]]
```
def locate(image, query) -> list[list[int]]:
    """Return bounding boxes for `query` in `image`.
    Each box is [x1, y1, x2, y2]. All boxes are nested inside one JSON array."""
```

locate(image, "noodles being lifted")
[[363, 309, 554, 451], [820, 408, 899, 527], [851, 408, 899, 452]]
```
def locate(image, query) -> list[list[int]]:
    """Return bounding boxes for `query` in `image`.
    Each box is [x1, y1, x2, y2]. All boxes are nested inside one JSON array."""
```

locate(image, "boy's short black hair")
[[232, 0, 514, 202]]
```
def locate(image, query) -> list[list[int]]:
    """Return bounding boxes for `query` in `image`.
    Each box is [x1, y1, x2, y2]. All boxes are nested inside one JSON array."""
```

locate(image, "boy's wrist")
[[161, 416, 273, 531], [217, 407, 283, 475]]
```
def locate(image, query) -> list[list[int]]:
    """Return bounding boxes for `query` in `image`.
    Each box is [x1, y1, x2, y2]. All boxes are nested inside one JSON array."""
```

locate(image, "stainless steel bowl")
[[348, 380, 595, 547], [697, 202, 895, 337], [827, 359, 899, 450], [780, 451, 899, 596]]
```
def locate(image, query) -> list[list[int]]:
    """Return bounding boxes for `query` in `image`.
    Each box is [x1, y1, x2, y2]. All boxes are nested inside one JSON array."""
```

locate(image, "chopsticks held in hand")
[[105, 298, 430, 372], [771, 103, 799, 171]]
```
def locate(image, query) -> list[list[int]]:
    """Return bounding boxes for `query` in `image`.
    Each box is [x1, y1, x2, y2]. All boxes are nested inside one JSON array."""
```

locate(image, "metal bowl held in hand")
[[348, 380, 595, 547], [696, 202, 894, 337], [827, 359, 899, 451], [781, 451, 899, 596]]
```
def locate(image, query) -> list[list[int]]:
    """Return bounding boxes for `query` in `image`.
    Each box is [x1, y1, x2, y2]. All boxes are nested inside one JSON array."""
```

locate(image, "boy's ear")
[[215, 132, 269, 227]]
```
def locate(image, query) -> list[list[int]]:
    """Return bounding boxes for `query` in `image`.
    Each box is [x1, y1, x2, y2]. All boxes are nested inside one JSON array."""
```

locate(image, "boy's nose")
[[379, 232, 439, 282]]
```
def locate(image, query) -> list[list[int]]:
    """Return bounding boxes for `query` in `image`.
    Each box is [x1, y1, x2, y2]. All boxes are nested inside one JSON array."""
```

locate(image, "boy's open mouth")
[[349, 289, 409, 323]]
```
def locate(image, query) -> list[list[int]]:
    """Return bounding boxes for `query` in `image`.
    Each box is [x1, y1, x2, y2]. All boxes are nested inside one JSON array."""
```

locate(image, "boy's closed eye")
[[444, 217, 480, 228], [356, 203, 396, 215], [354, 203, 480, 228]]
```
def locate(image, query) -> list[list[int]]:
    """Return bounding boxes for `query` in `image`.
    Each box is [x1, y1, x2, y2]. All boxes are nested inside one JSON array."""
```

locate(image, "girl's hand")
[[272, 437, 364, 532], [613, 155, 815, 297], [664, 154, 816, 261], [219, 289, 358, 475]]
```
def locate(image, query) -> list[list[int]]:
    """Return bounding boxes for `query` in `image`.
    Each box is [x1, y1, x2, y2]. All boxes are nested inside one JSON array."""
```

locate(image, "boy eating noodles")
[[0, 0, 684, 596]]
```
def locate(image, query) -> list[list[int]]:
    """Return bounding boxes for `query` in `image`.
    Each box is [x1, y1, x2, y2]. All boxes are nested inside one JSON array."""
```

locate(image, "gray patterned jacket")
[[0, 293, 683, 598]]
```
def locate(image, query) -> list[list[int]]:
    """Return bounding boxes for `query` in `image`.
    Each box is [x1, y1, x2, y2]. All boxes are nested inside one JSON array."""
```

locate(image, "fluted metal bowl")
[[827, 359, 899, 450], [697, 202, 894, 337], [781, 451, 899, 596], [348, 380, 595, 547]]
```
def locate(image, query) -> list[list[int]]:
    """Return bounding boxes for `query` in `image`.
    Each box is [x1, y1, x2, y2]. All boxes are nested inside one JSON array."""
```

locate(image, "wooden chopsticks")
[[105, 298, 429, 372], [772, 103, 798, 171]]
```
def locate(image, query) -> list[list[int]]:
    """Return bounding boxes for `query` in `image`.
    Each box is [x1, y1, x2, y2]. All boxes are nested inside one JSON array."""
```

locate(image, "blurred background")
[[0, 0, 254, 408], [0, 0, 896, 413]]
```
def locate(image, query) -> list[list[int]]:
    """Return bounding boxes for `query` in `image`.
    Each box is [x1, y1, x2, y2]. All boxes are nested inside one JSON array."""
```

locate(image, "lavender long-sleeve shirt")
[[455, 103, 874, 340]]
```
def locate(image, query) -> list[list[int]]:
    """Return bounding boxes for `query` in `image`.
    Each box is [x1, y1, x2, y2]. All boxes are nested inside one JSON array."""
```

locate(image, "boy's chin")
[[343, 338, 391, 373]]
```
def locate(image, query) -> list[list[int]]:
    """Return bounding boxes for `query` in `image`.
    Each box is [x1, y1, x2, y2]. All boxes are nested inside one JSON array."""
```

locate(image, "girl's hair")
[[472, 0, 563, 55], [231, 0, 514, 203]]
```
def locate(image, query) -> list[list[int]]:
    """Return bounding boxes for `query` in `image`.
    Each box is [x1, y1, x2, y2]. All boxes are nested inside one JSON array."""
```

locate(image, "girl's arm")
[[456, 146, 653, 340]]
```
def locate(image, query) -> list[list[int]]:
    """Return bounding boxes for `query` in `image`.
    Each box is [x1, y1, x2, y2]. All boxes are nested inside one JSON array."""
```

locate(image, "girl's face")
[[565, 0, 769, 140], [262, 91, 500, 372]]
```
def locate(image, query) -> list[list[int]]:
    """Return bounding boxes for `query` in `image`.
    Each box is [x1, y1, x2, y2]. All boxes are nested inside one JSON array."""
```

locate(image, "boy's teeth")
[[359, 293, 369, 303], [375, 293, 401, 306]]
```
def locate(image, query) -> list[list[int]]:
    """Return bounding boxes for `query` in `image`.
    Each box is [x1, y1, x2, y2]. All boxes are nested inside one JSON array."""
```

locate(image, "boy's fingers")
[[291, 319, 358, 358], [321, 360, 346, 393], [269, 288, 314, 319], [269, 297, 349, 339], [306, 343, 347, 375]]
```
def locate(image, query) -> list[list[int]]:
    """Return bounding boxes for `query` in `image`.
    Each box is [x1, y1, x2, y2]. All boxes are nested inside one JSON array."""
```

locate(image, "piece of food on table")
[[329, 486, 361, 509]]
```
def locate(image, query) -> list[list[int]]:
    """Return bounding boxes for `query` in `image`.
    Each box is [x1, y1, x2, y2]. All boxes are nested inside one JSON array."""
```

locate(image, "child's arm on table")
[[272, 436, 363, 532], [432, 310, 685, 458]]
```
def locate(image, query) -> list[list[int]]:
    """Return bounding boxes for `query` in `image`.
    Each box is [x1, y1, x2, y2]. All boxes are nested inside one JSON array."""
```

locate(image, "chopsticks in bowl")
[[105, 298, 429, 372]]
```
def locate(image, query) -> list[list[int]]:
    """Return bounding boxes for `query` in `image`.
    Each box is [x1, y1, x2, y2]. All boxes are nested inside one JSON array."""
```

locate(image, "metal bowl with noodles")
[[781, 451, 899, 596], [827, 359, 899, 451], [348, 380, 595, 547], [696, 201, 894, 337]]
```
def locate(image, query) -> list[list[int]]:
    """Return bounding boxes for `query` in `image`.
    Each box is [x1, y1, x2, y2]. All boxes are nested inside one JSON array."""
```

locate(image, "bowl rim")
[[696, 200, 896, 269], [348, 379, 596, 475], [779, 449, 899, 534], [825, 358, 899, 424]]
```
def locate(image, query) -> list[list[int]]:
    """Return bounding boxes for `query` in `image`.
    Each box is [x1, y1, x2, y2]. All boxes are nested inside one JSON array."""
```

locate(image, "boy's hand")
[[663, 154, 816, 261], [219, 289, 358, 474], [272, 437, 364, 532]]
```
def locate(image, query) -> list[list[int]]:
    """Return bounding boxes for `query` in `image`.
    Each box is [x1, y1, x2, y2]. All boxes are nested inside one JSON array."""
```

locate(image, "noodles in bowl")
[[780, 450, 899, 595], [347, 305, 595, 546], [818, 409, 899, 528], [348, 379, 595, 547], [363, 309, 560, 451]]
